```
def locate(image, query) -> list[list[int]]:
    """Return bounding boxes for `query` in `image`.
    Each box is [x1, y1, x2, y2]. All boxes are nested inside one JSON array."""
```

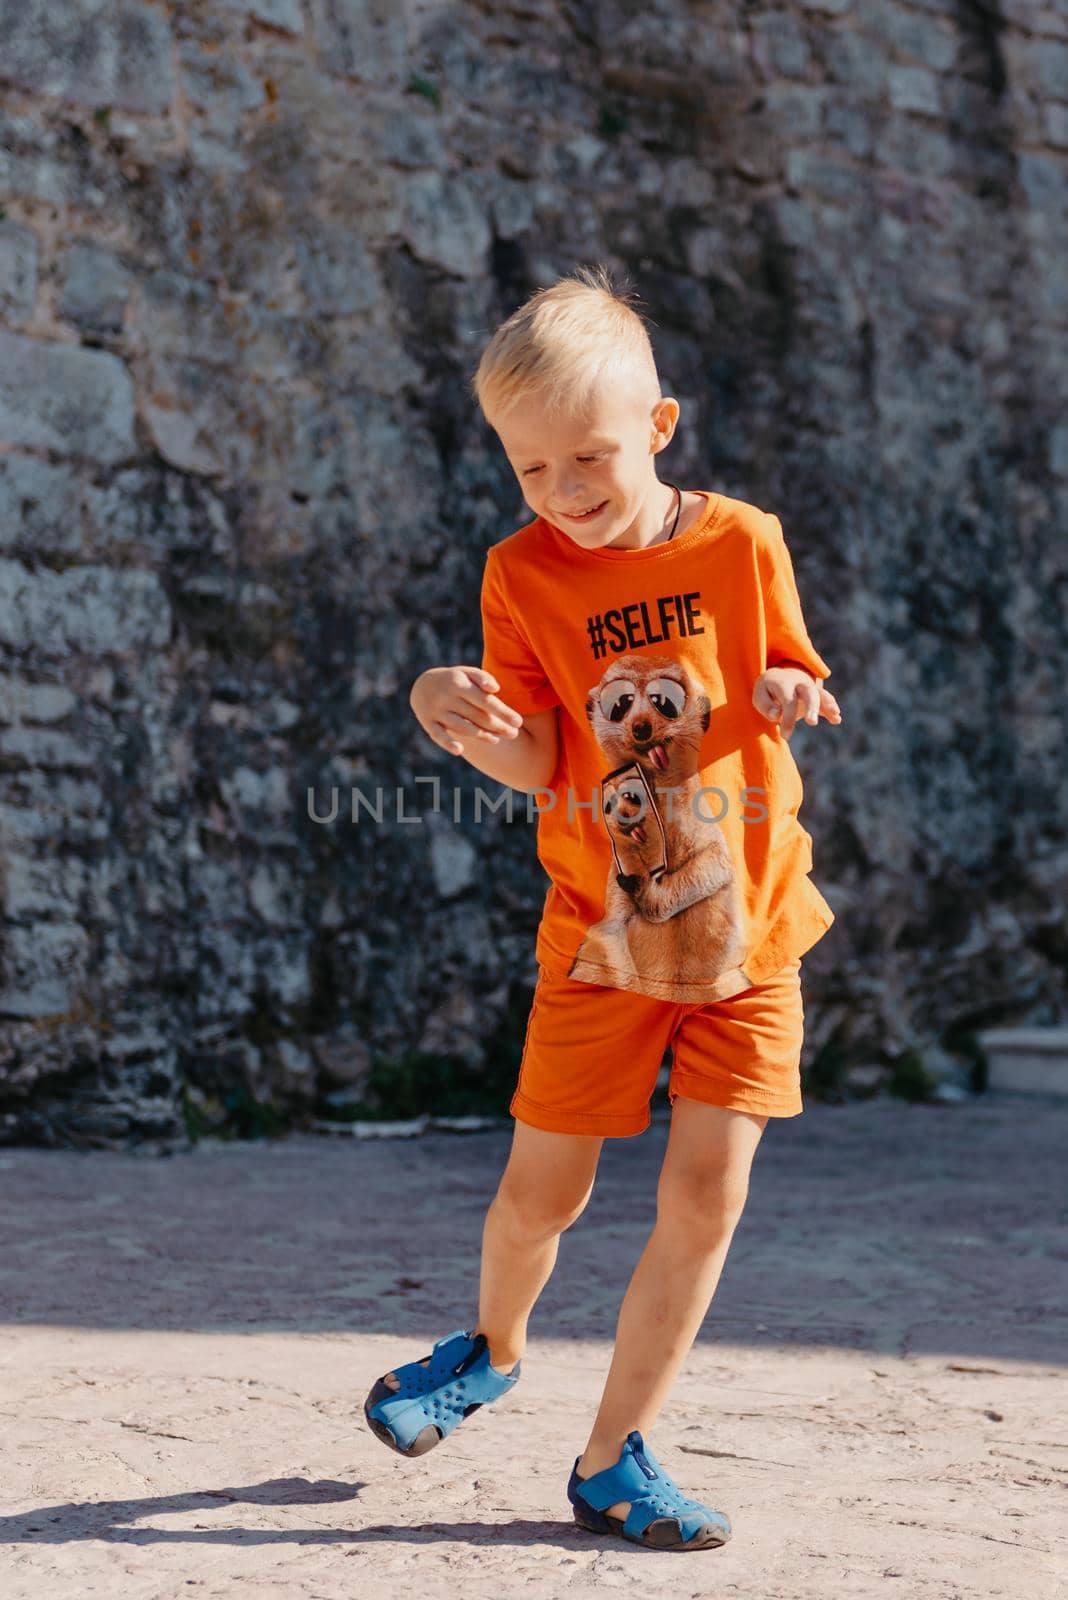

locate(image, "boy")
[[364, 265, 843, 1552]]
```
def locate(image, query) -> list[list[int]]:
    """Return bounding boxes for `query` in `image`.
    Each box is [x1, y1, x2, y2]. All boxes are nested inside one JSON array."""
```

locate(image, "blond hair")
[[470, 263, 662, 426]]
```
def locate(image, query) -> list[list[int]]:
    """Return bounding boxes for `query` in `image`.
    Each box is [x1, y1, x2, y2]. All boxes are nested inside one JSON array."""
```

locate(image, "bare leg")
[[380, 1121, 602, 1389], [574, 1100, 768, 1520]]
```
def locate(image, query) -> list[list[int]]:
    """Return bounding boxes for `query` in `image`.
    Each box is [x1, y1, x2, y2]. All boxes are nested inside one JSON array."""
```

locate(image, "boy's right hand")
[[409, 666, 524, 757]]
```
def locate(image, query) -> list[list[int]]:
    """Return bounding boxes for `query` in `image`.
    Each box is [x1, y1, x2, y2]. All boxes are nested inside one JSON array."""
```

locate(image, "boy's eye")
[[522, 453, 604, 477]]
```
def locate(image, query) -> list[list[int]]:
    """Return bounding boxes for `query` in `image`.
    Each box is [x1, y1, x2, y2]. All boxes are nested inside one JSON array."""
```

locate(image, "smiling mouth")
[[560, 501, 608, 521]]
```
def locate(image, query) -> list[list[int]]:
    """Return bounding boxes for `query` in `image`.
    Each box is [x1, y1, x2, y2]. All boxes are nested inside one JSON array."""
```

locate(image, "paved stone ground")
[[0, 1095, 1065, 1600]]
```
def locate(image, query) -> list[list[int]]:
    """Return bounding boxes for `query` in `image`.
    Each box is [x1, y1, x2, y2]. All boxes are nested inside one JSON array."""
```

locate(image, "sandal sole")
[[572, 1501, 731, 1551]]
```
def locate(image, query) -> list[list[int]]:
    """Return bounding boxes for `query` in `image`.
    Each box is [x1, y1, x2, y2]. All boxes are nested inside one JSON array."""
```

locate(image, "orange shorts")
[[510, 956, 805, 1137]]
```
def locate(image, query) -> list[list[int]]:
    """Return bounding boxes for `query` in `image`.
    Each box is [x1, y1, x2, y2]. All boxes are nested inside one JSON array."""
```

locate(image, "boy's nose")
[[550, 475, 583, 503]]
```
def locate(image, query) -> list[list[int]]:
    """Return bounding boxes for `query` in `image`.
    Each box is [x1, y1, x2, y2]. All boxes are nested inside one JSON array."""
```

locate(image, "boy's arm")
[[455, 703, 559, 793], [755, 519, 841, 734], [473, 547, 561, 791], [409, 666, 558, 790]]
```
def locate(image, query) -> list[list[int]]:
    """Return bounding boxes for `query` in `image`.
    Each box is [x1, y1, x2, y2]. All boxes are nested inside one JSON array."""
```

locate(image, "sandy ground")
[[0, 1095, 1065, 1600]]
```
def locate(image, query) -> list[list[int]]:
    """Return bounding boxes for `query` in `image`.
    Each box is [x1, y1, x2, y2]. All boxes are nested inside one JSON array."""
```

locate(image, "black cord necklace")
[[664, 481, 683, 542]]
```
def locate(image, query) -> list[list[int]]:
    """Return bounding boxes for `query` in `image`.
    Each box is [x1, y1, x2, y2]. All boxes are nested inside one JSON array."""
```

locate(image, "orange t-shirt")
[[479, 490, 835, 1003]]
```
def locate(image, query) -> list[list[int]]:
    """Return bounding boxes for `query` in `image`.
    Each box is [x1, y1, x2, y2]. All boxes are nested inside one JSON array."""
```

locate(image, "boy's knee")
[[496, 1174, 593, 1239], [656, 1173, 750, 1236]]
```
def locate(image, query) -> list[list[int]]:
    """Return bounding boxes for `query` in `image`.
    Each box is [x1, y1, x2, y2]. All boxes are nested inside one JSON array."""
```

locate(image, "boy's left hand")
[[753, 665, 842, 740]]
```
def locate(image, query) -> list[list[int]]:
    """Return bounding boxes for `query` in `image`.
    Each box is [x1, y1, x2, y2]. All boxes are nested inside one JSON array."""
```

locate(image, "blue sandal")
[[364, 1327, 521, 1458], [567, 1429, 732, 1551]]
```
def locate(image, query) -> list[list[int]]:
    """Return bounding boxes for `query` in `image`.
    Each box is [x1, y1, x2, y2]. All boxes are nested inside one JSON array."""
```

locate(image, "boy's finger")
[[753, 683, 780, 719], [442, 711, 502, 746], [815, 686, 842, 724], [459, 691, 520, 736], [483, 694, 523, 727], [775, 683, 799, 731], [779, 682, 816, 731], [431, 721, 465, 754], [800, 680, 820, 726], [473, 677, 523, 725], [473, 670, 522, 719]]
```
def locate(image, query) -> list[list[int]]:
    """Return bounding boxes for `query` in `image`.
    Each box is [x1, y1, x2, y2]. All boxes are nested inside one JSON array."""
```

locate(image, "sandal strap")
[[570, 1444, 662, 1511]]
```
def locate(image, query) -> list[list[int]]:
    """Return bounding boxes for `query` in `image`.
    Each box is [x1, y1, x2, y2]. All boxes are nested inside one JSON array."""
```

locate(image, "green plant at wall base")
[[407, 74, 442, 109], [223, 1086, 288, 1139], [801, 1037, 850, 1103], [181, 1089, 212, 1143], [180, 1085, 288, 1143], [886, 1047, 938, 1103], [349, 979, 535, 1122], [361, 1046, 516, 1122]]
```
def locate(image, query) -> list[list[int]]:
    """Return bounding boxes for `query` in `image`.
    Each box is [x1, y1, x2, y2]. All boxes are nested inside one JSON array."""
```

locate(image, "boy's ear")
[[651, 396, 680, 449]]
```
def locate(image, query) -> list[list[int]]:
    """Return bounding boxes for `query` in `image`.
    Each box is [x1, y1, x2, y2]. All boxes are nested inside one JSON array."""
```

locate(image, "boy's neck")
[[600, 481, 693, 552]]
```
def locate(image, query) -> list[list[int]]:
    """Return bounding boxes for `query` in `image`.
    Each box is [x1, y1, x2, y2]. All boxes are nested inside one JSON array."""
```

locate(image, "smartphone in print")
[[600, 759, 668, 884]]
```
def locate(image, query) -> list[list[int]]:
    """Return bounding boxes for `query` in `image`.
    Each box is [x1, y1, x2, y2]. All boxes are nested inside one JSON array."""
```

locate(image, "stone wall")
[[0, 0, 1066, 1145]]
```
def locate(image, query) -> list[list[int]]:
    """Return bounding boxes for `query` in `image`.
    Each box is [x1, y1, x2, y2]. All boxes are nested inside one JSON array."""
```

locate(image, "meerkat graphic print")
[[479, 492, 838, 1002], [567, 654, 749, 1000]]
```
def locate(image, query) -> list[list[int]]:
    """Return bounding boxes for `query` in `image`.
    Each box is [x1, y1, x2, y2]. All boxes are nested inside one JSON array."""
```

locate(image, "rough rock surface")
[[1, 1, 1067, 1140]]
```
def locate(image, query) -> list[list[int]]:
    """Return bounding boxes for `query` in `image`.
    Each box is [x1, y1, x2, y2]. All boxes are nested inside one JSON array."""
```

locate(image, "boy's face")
[[492, 384, 680, 551]]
